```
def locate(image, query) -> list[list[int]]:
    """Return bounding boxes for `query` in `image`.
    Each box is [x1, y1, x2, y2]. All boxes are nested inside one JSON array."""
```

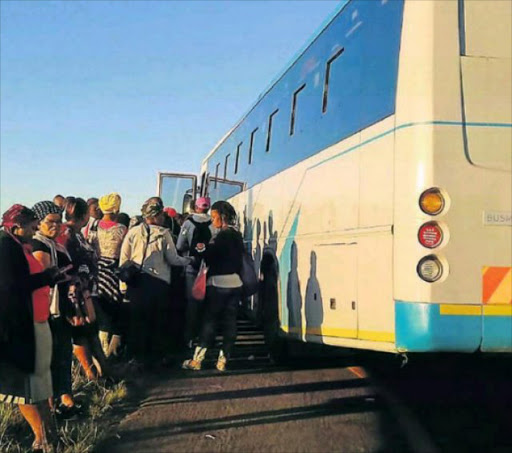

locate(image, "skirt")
[[0, 322, 53, 405], [98, 257, 122, 304]]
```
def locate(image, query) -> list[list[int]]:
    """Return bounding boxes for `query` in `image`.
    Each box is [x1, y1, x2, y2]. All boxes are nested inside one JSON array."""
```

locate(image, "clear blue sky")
[[1, 0, 339, 216]]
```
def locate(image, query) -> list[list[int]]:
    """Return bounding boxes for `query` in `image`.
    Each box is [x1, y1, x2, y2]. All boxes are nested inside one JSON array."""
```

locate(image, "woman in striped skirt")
[[87, 193, 127, 357]]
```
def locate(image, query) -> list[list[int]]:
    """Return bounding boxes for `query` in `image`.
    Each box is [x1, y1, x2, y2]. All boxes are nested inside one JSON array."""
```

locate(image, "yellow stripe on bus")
[[440, 305, 481, 316], [483, 305, 512, 316], [281, 326, 394, 342]]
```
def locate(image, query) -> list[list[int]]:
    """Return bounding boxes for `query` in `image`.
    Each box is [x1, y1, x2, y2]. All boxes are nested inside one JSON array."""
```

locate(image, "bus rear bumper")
[[395, 301, 512, 353]]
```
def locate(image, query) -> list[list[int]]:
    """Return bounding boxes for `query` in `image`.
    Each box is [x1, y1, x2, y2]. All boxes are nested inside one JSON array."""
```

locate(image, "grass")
[[0, 361, 128, 452]]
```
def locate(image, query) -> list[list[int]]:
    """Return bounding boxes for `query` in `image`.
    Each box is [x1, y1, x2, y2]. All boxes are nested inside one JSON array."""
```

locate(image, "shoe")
[[182, 346, 207, 370], [107, 335, 122, 357], [182, 359, 202, 370], [216, 350, 227, 372], [55, 403, 81, 421], [99, 331, 110, 356]]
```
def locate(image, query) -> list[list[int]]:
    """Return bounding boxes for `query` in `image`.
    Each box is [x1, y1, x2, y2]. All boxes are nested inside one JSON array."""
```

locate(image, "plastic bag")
[[192, 260, 208, 301]]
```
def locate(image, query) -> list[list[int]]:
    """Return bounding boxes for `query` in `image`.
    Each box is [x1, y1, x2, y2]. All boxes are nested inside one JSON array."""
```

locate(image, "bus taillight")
[[418, 222, 443, 248], [419, 188, 445, 215], [417, 255, 443, 283]]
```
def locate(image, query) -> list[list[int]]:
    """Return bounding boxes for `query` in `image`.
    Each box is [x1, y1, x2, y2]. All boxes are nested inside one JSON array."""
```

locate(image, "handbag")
[[240, 251, 259, 298], [118, 224, 150, 286], [191, 260, 208, 301]]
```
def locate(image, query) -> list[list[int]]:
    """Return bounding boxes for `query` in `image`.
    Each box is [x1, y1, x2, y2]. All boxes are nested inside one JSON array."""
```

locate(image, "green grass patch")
[[0, 362, 128, 452]]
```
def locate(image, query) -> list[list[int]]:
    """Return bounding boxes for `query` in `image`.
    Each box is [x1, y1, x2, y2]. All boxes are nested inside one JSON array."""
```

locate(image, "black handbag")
[[118, 224, 150, 286]]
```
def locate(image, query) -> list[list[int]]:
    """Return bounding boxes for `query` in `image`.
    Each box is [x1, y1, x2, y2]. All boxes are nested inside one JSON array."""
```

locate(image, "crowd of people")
[[0, 193, 245, 452]]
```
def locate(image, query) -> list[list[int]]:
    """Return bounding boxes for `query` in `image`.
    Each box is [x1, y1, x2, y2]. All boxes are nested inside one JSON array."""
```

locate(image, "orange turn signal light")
[[419, 188, 445, 215]]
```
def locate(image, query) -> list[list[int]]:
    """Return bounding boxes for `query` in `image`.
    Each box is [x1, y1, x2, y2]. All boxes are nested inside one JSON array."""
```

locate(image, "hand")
[[68, 316, 85, 327], [45, 265, 73, 286]]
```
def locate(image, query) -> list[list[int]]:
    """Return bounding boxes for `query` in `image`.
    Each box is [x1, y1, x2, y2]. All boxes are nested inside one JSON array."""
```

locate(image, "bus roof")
[[202, 0, 350, 164]]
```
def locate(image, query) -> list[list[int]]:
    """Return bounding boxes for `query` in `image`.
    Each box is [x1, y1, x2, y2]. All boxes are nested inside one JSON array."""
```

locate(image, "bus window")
[[199, 171, 207, 196], [290, 84, 306, 135], [214, 163, 220, 188], [206, 176, 244, 205], [157, 172, 197, 213], [224, 154, 231, 179], [266, 109, 279, 152], [235, 143, 242, 175], [249, 128, 258, 164], [322, 47, 344, 113]]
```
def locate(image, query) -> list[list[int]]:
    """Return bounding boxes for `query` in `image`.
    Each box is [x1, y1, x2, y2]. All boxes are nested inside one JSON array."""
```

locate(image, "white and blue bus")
[[159, 0, 511, 354]]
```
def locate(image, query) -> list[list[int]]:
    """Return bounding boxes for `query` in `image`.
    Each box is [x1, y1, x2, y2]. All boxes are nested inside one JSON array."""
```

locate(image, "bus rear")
[[394, 0, 511, 353]]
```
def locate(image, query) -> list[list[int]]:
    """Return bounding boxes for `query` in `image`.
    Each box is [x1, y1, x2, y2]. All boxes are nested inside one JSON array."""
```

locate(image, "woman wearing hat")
[[120, 197, 193, 367], [87, 193, 127, 357], [176, 197, 214, 350], [0, 204, 69, 451], [31, 201, 80, 419]]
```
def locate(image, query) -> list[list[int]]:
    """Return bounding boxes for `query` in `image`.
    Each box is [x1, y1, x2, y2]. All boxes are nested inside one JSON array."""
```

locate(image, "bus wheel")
[[261, 261, 288, 363]]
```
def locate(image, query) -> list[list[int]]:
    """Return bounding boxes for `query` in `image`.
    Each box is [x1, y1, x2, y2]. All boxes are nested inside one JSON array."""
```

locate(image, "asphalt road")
[[99, 320, 512, 453]]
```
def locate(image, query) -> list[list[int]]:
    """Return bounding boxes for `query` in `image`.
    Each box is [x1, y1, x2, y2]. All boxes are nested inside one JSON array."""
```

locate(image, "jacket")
[[0, 231, 51, 374], [120, 223, 192, 284]]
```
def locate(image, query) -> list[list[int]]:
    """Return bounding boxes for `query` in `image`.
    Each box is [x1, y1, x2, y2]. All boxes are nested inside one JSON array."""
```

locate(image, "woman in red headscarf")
[[0, 204, 70, 452]]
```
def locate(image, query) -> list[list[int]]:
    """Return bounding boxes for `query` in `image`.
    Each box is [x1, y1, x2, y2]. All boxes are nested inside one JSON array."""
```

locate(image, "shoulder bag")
[[118, 224, 150, 287]]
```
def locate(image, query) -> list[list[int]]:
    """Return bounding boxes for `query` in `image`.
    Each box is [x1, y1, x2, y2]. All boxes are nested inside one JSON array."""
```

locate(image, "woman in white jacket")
[[120, 197, 193, 367]]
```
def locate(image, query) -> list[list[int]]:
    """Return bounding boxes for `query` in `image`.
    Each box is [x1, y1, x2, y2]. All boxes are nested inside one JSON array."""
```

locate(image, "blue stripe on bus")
[[310, 120, 512, 170], [482, 316, 512, 352], [395, 301, 481, 352]]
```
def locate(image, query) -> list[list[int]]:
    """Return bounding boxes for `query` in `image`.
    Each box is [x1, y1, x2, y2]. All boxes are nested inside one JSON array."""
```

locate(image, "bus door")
[[205, 176, 244, 206], [312, 243, 358, 340], [157, 172, 197, 214]]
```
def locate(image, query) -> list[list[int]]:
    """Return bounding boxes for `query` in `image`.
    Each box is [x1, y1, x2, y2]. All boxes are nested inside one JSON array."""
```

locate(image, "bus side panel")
[[357, 117, 395, 343]]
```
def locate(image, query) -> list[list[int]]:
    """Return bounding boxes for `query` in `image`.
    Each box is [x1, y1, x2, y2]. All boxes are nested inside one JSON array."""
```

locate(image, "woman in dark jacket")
[[0, 204, 67, 452], [31, 201, 80, 419], [182, 200, 243, 372]]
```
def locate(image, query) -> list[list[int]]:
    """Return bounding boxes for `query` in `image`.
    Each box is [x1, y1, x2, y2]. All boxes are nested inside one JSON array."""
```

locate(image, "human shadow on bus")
[[305, 251, 324, 344], [287, 241, 303, 339]]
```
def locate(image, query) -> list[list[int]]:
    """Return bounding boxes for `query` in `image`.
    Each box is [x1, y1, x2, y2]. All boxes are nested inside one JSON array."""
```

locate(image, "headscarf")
[[99, 193, 122, 214], [164, 207, 177, 218], [141, 197, 163, 219], [32, 201, 62, 221], [1, 204, 37, 230]]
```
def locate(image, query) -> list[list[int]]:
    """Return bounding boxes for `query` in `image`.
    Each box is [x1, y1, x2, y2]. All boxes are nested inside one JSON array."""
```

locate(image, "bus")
[[158, 0, 511, 355]]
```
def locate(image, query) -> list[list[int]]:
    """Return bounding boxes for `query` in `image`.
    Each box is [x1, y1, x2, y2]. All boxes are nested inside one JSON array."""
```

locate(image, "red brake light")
[[418, 222, 443, 248]]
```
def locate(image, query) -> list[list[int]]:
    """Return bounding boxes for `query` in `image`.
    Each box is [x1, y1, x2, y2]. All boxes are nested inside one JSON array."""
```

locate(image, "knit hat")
[[141, 198, 164, 218], [32, 201, 62, 221], [195, 197, 211, 210], [99, 193, 122, 214], [1, 204, 37, 229]]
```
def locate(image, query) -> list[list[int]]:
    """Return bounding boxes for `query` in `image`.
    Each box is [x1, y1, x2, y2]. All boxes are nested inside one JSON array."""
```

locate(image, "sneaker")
[[216, 350, 227, 372], [216, 358, 227, 372], [182, 359, 201, 370]]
